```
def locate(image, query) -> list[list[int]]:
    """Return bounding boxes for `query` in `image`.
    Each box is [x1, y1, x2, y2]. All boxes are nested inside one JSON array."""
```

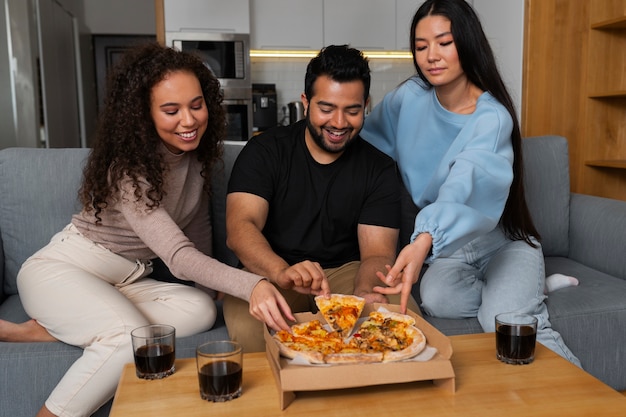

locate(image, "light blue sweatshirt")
[[361, 77, 514, 261]]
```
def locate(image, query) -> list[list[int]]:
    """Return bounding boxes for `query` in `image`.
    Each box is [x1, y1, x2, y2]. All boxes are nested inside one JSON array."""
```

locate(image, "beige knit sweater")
[[71, 146, 262, 301]]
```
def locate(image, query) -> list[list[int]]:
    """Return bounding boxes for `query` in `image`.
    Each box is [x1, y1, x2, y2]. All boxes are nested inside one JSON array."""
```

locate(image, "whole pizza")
[[273, 294, 427, 364]]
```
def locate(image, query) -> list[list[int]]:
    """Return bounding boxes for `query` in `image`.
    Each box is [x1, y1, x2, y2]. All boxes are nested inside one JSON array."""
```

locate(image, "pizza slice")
[[350, 311, 426, 362], [273, 320, 344, 364], [382, 325, 426, 362], [314, 294, 365, 337]]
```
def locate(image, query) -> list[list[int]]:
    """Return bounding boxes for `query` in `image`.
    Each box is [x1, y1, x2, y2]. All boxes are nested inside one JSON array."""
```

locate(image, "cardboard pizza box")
[[264, 303, 455, 410]]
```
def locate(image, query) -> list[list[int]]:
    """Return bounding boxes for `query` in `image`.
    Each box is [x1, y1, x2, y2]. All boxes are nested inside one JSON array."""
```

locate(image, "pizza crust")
[[369, 310, 416, 327], [275, 341, 326, 364], [382, 325, 427, 362], [325, 351, 384, 364]]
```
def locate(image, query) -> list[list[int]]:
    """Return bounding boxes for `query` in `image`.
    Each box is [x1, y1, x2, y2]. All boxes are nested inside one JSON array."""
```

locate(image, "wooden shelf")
[[585, 160, 626, 169], [591, 16, 626, 30], [588, 91, 626, 98], [524, 0, 626, 201]]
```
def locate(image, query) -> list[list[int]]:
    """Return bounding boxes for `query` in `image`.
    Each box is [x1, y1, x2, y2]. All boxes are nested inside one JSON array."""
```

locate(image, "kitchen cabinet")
[[250, 0, 322, 50], [396, 0, 422, 51], [246, 0, 478, 52], [163, 0, 249, 33], [323, 0, 396, 50]]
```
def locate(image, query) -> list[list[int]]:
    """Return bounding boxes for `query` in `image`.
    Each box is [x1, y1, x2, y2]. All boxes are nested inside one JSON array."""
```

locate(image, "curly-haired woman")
[[0, 43, 294, 417]]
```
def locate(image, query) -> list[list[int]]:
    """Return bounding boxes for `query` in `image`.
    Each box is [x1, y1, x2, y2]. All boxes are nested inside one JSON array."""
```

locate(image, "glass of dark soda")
[[196, 340, 243, 402], [131, 324, 176, 379], [495, 312, 537, 365]]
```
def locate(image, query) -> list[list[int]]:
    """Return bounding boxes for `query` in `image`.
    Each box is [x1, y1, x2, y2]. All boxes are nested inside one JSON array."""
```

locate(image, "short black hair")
[[304, 45, 371, 102]]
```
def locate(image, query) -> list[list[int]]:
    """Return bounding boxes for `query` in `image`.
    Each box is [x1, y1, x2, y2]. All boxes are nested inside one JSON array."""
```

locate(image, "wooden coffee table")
[[109, 333, 626, 416]]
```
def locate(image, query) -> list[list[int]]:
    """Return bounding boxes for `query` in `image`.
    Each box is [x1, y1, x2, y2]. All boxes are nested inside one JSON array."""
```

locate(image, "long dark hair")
[[80, 42, 225, 222], [410, 0, 539, 245]]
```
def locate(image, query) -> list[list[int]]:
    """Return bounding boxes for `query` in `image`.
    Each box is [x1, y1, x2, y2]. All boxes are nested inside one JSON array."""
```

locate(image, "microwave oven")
[[167, 32, 251, 95]]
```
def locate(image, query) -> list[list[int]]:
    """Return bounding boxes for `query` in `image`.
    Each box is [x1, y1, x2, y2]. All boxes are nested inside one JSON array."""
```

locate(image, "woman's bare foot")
[[0, 319, 57, 342], [36, 405, 58, 417]]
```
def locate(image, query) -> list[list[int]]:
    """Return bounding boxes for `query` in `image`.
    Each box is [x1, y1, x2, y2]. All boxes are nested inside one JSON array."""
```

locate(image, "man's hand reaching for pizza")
[[274, 260, 331, 297]]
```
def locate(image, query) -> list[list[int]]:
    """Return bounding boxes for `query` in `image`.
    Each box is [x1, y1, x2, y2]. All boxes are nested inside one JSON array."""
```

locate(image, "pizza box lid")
[[264, 303, 455, 409]]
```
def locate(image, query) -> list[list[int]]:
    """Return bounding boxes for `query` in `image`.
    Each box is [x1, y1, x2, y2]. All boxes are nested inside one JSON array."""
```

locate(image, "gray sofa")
[[0, 142, 244, 417], [0, 136, 625, 416]]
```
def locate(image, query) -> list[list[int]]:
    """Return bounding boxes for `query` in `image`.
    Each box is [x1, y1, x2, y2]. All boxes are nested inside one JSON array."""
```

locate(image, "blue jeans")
[[420, 227, 581, 366]]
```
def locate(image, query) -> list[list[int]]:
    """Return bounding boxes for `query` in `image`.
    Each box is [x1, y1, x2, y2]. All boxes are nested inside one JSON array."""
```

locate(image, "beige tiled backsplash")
[[251, 57, 416, 125]]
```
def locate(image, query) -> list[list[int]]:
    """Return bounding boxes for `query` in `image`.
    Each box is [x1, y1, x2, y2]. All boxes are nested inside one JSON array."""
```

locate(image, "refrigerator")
[[0, 0, 87, 149]]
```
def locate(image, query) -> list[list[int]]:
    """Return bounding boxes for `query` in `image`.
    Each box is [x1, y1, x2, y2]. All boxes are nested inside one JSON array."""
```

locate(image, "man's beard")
[[305, 113, 357, 154]]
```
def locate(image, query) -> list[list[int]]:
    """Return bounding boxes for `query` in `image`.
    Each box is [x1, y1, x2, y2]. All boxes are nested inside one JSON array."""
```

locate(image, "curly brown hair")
[[79, 42, 225, 222]]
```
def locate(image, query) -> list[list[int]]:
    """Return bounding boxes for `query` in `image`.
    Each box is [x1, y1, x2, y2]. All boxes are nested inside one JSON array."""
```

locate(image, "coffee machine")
[[252, 83, 278, 133]]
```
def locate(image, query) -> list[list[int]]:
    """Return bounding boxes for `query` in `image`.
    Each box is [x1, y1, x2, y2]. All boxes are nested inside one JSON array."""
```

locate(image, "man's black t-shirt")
[[228, 121, 401, 268]]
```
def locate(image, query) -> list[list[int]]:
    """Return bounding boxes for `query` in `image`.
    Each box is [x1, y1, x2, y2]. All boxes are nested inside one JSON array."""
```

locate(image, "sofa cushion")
[[0, 294, 30, 323], [0, 148, 90, 295], [544, 256, 626, 390], [522, 135, 570, 257]]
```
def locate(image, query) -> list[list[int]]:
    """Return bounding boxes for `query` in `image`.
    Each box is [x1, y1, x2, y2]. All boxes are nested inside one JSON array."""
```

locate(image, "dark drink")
[[134, 343, 175, 378], [496, 324, 536, 364], [198, 360, 242, 402]]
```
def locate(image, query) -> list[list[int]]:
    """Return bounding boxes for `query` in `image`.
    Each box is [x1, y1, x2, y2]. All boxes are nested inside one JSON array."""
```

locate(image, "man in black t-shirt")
[[223, 45, 419, 352]]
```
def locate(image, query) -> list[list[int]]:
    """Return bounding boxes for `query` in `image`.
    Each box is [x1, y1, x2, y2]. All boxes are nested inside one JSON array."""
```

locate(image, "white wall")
[[473, 0, 525, 118]]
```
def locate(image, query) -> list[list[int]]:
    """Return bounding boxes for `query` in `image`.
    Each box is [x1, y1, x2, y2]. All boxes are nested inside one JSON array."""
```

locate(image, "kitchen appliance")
[[288, 101, 305, 124], [252, 83, 277, 132], [166, 32, 253, 141], [167, 32, 251, 92], [0, 0, 85, 149], [223, 100, 252, 141]]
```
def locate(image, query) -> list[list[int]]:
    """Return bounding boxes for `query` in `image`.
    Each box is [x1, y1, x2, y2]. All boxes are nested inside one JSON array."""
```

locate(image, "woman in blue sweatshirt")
[[361, 0, 580, 365]]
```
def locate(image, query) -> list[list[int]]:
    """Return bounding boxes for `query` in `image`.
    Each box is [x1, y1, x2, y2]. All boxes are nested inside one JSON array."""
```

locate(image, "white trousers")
[[17, 224, 216, 417]]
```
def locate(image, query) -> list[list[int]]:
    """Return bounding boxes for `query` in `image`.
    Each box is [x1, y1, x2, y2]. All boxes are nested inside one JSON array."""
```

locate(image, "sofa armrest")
[[568, 193, 626, 280], [522, 135, 571, 257]]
